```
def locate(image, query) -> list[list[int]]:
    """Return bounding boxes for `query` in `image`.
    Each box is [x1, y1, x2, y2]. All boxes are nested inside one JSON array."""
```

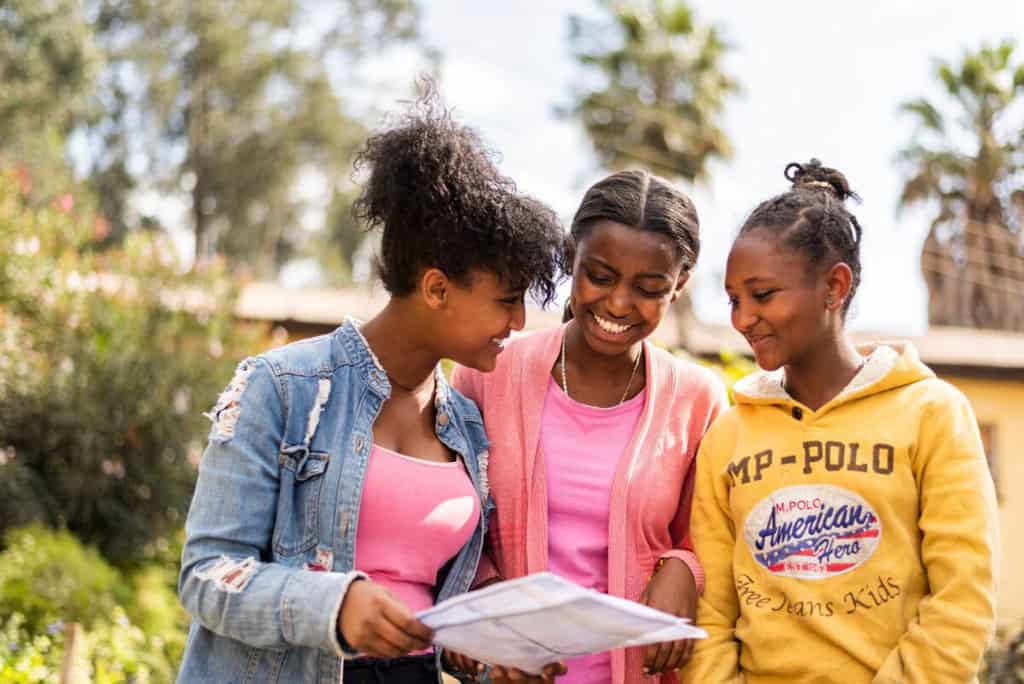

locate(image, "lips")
[[747, 334, 774, 353], [590, 311, 635, 336]]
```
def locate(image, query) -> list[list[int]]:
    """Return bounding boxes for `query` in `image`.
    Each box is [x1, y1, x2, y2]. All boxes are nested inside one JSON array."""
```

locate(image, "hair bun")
[[784, 159, 860, 203]]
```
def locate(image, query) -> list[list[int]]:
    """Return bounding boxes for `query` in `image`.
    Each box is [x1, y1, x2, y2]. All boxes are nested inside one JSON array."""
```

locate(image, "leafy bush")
[[0, 525, 126, 634], [0, 168, 262, 562], [0, 609, 176, 684], [0, 525, 185, 683]]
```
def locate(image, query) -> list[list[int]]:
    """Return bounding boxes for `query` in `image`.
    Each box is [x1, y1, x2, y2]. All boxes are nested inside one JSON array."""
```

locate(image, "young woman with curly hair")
[[176, 83, 565, 684]]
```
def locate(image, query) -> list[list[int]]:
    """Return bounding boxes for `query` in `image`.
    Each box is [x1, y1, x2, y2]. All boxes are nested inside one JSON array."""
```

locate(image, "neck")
[[783, 332, 863, 411], [360, 300, 439, 394]]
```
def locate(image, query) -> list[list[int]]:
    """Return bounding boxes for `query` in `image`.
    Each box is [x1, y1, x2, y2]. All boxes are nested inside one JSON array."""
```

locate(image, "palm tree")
[[567, 0, 738, 340], [568, 0, 738, 182], [898, 40, 1024, 331]]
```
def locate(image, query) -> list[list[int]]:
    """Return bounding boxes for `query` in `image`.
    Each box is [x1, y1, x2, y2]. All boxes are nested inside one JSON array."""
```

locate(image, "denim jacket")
[[177, 319, 492, 683]]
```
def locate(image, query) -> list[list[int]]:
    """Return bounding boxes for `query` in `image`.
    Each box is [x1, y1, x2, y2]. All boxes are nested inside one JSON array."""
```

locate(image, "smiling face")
[[725, 229, 831, 371], [569, 219, 688, 357], [436, 269, 526, 372]]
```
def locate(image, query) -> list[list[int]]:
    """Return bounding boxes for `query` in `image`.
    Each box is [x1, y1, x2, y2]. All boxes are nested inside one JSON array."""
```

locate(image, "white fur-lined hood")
[[732, 342, 934, 407]]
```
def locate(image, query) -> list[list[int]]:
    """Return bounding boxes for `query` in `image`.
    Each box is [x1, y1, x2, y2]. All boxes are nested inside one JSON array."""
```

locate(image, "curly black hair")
[[737, 159, 864, 316], [352, 80, 563, 306]]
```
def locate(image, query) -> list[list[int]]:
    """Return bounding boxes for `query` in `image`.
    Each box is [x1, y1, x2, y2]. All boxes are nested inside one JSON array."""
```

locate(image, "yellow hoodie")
[[682, 343, 998, 684]]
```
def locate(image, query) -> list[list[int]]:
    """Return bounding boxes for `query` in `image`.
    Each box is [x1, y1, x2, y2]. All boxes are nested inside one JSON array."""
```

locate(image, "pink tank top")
[[541, 378, 645, 684], [354, 445, 481, 615]]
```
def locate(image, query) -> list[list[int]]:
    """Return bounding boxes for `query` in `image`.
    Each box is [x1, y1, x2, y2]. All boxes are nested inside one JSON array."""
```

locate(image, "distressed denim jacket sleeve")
[[178, 357, 364, 656]]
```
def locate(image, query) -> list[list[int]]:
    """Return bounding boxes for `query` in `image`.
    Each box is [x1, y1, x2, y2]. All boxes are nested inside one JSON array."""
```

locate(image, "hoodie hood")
[[732, 342, 934, 411]]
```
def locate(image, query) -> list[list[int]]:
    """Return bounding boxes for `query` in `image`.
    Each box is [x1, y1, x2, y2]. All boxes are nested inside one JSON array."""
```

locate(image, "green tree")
[[0, 170, 261, 562], [898, 40, 1024, 331], [567, 0, 738, 181], [87, 0, 421, 275], [0, 0, 101, 204]]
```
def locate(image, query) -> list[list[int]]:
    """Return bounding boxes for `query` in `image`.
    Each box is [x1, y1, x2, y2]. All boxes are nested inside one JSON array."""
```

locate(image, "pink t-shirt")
[[541, 378, 646, 684], [355, 445, 480, 615]]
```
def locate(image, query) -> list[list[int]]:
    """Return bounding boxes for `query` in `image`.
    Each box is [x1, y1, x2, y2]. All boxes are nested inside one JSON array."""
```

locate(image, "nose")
[[605, 282, 633, 318], [731, 298, 759, 333], [510, 299, 526, 331]]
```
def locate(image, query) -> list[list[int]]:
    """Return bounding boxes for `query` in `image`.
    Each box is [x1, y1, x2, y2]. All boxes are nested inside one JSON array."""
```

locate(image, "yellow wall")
[[941, 374, 1024, 629]]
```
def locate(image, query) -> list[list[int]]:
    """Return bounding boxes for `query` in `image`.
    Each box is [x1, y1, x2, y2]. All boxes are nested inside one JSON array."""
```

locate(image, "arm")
[[658, 381, 729, 595], [681, 423, 745, 684], [873, 390, 999, 683], [178, 358, 364, 655]]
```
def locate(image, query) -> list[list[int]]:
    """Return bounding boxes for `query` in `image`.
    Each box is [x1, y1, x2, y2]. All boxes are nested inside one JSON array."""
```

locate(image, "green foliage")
[[0, 525, 186, 683], [0, 170, 262, 562], [897, 38, 1024, 331], [85, 0, 422, 272], [0, 0, 101, 205], [567, 0, 739, 182], [0, 609, 177, 684], [0, 525, 126, 634]]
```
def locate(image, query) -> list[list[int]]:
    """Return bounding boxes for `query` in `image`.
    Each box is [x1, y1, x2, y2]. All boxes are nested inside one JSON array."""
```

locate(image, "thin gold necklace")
[[560, 331, 643, 406]]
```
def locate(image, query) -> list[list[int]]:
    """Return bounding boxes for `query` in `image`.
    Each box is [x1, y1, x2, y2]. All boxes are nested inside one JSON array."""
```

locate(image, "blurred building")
[[236, 282, 1024, 628]]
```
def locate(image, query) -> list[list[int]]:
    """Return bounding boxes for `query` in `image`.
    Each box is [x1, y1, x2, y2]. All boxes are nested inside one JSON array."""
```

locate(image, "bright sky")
[[388, 0, 1024, 335]]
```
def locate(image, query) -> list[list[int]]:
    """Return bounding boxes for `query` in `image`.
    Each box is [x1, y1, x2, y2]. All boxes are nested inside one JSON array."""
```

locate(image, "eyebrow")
[[587, 256, 672, 282]]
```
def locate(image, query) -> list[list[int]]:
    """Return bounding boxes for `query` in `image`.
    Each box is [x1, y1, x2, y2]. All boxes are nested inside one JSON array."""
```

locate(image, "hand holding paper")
[[419, 572, 706, 675]]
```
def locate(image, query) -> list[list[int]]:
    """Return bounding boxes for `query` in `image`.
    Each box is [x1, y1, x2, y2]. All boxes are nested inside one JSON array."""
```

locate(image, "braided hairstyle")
[[737, 159, 863, 316], [562, 169, 700, 321], [353, 79, 563, 306], [569, 169, 700, 271]]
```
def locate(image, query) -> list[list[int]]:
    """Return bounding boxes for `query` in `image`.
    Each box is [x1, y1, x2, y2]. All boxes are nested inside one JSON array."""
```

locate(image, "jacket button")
[[791, 406, 803, 420], [437, 413, 449, 426]]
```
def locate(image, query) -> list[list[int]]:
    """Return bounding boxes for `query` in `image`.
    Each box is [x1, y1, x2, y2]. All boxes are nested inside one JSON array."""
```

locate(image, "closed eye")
[[753, 289, 777, 302], [586, 269, 613, 286]]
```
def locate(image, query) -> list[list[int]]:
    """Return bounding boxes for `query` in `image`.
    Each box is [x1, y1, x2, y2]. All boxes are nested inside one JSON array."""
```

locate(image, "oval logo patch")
[[743, 485, 881, 579]]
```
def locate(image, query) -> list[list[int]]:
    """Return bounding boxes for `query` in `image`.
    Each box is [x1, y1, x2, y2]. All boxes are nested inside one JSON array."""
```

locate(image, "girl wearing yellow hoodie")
[[683, 160, 999, 683]]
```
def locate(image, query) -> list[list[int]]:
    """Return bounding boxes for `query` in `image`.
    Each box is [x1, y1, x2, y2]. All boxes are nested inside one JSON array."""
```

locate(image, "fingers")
[[544, 662, 567, 676], [644, 639, 692, 675], [679, 637, 695, 665], [366, 612, 427, 658], [489, 665, 558, 684], [643, 643, 659, 676], [661, 638, 687, 673], [380, 593, 434, 646], [542, 661, 567, 681], [444, 650, 481, 678], [338, 581, 433, 658]]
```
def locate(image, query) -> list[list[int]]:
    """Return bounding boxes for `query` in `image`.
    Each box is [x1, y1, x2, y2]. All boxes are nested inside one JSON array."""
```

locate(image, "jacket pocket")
[[273, 446, 329, 556]]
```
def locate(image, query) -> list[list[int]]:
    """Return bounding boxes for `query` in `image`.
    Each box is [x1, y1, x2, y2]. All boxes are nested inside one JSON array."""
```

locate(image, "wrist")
[[655, 557, 694, 585], [336, 576, 367, 653]]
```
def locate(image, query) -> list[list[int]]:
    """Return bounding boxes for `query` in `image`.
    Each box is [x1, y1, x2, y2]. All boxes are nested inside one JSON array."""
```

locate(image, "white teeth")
[[592, 313, 630, 334], [491, 337, 506, 348]]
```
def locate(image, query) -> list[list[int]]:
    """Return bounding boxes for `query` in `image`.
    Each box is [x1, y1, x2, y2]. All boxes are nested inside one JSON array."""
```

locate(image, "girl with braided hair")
[[683, 160, 998, 683], [448, 169, 728, 684]]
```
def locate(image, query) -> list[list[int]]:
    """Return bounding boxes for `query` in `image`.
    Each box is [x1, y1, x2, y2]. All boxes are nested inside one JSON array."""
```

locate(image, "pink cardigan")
[[452, 324, 728, 684]]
